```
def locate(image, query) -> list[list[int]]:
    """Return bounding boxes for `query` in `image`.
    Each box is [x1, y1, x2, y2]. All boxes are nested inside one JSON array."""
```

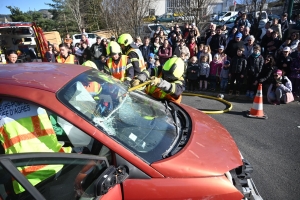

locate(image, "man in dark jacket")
[[139, 36, 154, 63], [246, 45, 264, 98], [260, 28, 273, 56], [276, 46, 293, 77], [225, 32, 245, 59], [278, 13, 289, 41], [90, 36, 105, 69], [228, 47, 247, 96], [209, 26, 227, 56]]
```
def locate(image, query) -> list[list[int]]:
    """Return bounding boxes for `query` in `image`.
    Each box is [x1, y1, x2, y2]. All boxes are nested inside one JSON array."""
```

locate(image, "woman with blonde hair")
[[200, 45, 212, 63]]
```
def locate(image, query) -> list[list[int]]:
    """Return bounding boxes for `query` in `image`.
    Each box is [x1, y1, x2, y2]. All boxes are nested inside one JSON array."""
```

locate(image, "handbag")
[[284, 92, 294, 104]]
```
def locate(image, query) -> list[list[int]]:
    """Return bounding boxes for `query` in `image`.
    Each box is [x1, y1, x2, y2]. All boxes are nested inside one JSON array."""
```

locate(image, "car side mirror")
[[94, 165, 128, 196]]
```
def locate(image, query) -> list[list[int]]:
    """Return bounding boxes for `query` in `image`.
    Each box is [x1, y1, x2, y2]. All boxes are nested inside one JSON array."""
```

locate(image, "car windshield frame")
[[57, 69, 180, 164]]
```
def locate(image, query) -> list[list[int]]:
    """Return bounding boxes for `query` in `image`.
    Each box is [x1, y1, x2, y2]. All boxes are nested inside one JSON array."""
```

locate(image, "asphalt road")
[[182, 93, 300, 200]]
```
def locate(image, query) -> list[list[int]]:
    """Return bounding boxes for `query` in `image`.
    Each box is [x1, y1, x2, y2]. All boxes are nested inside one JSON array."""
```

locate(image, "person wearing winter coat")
[[209, 54, 222, 91], [186, 56, 200, 91], [246, 45, 264, 98], [267, 69, 293, 105], [198, 55, 210, 90], [209, 26, 227, 55], [174, 39, 190, 60], [220, 60, 230, 92], [254, 55, 276, 94], [228, 47, 247, 96]]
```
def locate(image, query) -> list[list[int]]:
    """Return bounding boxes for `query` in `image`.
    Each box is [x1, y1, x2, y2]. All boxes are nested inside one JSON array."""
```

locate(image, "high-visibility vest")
[[0, 100, 71, 194], [145, 73, 182, 104], [106, 55, 129, 81], [56, 54, 75, 64], [126, 48, 146, 72]]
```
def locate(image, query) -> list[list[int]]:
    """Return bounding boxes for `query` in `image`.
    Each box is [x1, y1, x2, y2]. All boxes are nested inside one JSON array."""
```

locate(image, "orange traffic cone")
[[246, 84, 268, 119]]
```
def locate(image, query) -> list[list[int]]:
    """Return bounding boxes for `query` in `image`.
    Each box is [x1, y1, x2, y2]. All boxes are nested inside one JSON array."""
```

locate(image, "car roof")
[[0, 63, 89, 93]]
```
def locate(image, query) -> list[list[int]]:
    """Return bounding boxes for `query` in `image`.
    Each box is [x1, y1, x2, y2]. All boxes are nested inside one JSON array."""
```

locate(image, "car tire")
[[177, 19, 182, 23]]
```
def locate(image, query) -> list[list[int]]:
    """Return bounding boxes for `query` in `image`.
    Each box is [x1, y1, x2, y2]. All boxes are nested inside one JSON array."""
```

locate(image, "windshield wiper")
[[162, 101, 182, 158]]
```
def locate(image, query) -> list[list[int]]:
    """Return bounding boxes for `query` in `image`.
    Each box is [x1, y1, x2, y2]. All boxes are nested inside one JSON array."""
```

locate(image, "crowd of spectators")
[[133, 12, 299, 104], [47, 12, 299, 104]]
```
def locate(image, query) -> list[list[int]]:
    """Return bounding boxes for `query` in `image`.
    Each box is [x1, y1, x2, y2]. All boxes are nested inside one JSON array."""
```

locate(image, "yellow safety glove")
[[150, 76, 161, 86], [131, 79, 141, 87]]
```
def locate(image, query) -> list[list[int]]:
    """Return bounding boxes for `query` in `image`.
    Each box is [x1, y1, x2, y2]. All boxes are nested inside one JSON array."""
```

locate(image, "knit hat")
[[275, 69, 282, 75], [149, 53, 155, 59]]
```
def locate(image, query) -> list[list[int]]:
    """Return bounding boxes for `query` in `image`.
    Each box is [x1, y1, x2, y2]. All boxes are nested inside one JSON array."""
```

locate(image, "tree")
[[6, 6, 32, 22]]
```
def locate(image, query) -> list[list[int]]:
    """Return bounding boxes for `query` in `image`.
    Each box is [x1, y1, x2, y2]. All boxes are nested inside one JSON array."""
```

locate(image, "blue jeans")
[[220, 78, 228, 91], [268, 87, 285, 102]]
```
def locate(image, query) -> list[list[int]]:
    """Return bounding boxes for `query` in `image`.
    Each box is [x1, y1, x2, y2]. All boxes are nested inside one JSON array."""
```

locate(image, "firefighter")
[[56, 43, 78, 64], [117, 33, 146, 76], [104, 41, 133, 84], [131, 56, 185, 103], [0, 100, 72, 194]]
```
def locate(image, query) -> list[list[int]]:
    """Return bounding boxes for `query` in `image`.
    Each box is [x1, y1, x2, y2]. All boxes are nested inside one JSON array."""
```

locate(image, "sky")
[[0, 0, 53, 14]]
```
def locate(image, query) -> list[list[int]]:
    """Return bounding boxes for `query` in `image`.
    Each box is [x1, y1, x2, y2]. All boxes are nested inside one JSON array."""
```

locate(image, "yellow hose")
[[128, 80, 152, 92], [128, 81, 232, 114], [183, 92, 233, 114]]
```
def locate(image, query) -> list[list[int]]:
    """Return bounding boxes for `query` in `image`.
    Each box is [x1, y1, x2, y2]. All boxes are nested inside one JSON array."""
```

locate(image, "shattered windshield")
[[57, 69, 177, 163]]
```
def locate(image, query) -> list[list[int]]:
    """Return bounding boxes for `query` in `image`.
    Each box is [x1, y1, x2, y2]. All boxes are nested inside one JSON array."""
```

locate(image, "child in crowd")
[[217, 45, 227, 66], [196, 44, 204, 61], [209, 54, 222, 91], [201, 45, 212, 63], [180, 52, 188, 80], [229, 47, 247, 96], [199, 55, 210, 90], [220, 60, 230, 92], [186, 56, 200, 91], [147, 53, 156, 70]]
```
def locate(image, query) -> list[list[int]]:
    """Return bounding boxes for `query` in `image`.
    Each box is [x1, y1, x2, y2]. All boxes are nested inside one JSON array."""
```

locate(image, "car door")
[[0, 153, 127, 200]]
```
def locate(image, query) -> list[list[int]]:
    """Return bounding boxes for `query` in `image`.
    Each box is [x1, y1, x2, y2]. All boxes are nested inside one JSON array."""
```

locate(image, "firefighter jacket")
[[105, 55, 133, 81], [56, 54, 77, 64], [0, 100, 71, 194]]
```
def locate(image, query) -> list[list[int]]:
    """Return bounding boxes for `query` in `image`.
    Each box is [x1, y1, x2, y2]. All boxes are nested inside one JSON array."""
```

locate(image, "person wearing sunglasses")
[[267, 69, 292, 105], [254, 55, 276, 94]]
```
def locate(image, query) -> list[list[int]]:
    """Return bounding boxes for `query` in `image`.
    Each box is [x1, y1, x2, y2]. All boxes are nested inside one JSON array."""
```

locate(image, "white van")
[[217, 11, 238, 22], [72, 33, 98, 47]]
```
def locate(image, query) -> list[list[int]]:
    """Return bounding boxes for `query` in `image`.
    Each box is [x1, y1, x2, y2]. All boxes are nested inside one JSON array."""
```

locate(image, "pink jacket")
[[209, 61, 222, 76]]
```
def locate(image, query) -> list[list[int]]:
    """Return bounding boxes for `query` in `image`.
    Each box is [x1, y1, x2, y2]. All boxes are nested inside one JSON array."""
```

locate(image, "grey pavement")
[[182, 93, 300, 200]]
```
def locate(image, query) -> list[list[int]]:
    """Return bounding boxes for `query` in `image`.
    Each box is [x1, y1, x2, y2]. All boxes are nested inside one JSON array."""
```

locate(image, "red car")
[[0, 63, 262, 200]]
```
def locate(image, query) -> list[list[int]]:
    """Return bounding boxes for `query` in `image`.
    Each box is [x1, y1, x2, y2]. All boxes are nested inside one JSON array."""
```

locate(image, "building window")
[[149, 9, 155, 16]]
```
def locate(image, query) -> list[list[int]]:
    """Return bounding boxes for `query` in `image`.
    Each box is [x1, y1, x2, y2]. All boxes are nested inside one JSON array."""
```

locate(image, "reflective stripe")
[[127, 48, 146, 71], [56, 54, 75, 64], [145, 72, 182, 104], [107, 55, 128, 81]]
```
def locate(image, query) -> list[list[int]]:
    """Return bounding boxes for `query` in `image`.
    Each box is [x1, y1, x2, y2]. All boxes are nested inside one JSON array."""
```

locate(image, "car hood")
[[151, 104, 242, 178]]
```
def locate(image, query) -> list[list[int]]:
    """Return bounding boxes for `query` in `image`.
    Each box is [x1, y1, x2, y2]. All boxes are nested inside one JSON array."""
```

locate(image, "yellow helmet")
[[106, 41, 122, 56], [162, 57, 184, 81], [117, 33, 133, 47], [82, 60, 98, 69]]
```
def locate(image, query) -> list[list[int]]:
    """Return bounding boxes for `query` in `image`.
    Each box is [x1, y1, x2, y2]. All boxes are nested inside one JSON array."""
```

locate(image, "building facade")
[[150, 0, 235, 16]]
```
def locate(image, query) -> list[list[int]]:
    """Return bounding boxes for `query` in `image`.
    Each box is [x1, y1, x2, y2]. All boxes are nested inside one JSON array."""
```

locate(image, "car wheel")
[[177, 19, 182, 23]]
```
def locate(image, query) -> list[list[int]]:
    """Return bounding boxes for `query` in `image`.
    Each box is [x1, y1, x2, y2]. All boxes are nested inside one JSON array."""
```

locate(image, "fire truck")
[[0, 22, 48, 63]]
